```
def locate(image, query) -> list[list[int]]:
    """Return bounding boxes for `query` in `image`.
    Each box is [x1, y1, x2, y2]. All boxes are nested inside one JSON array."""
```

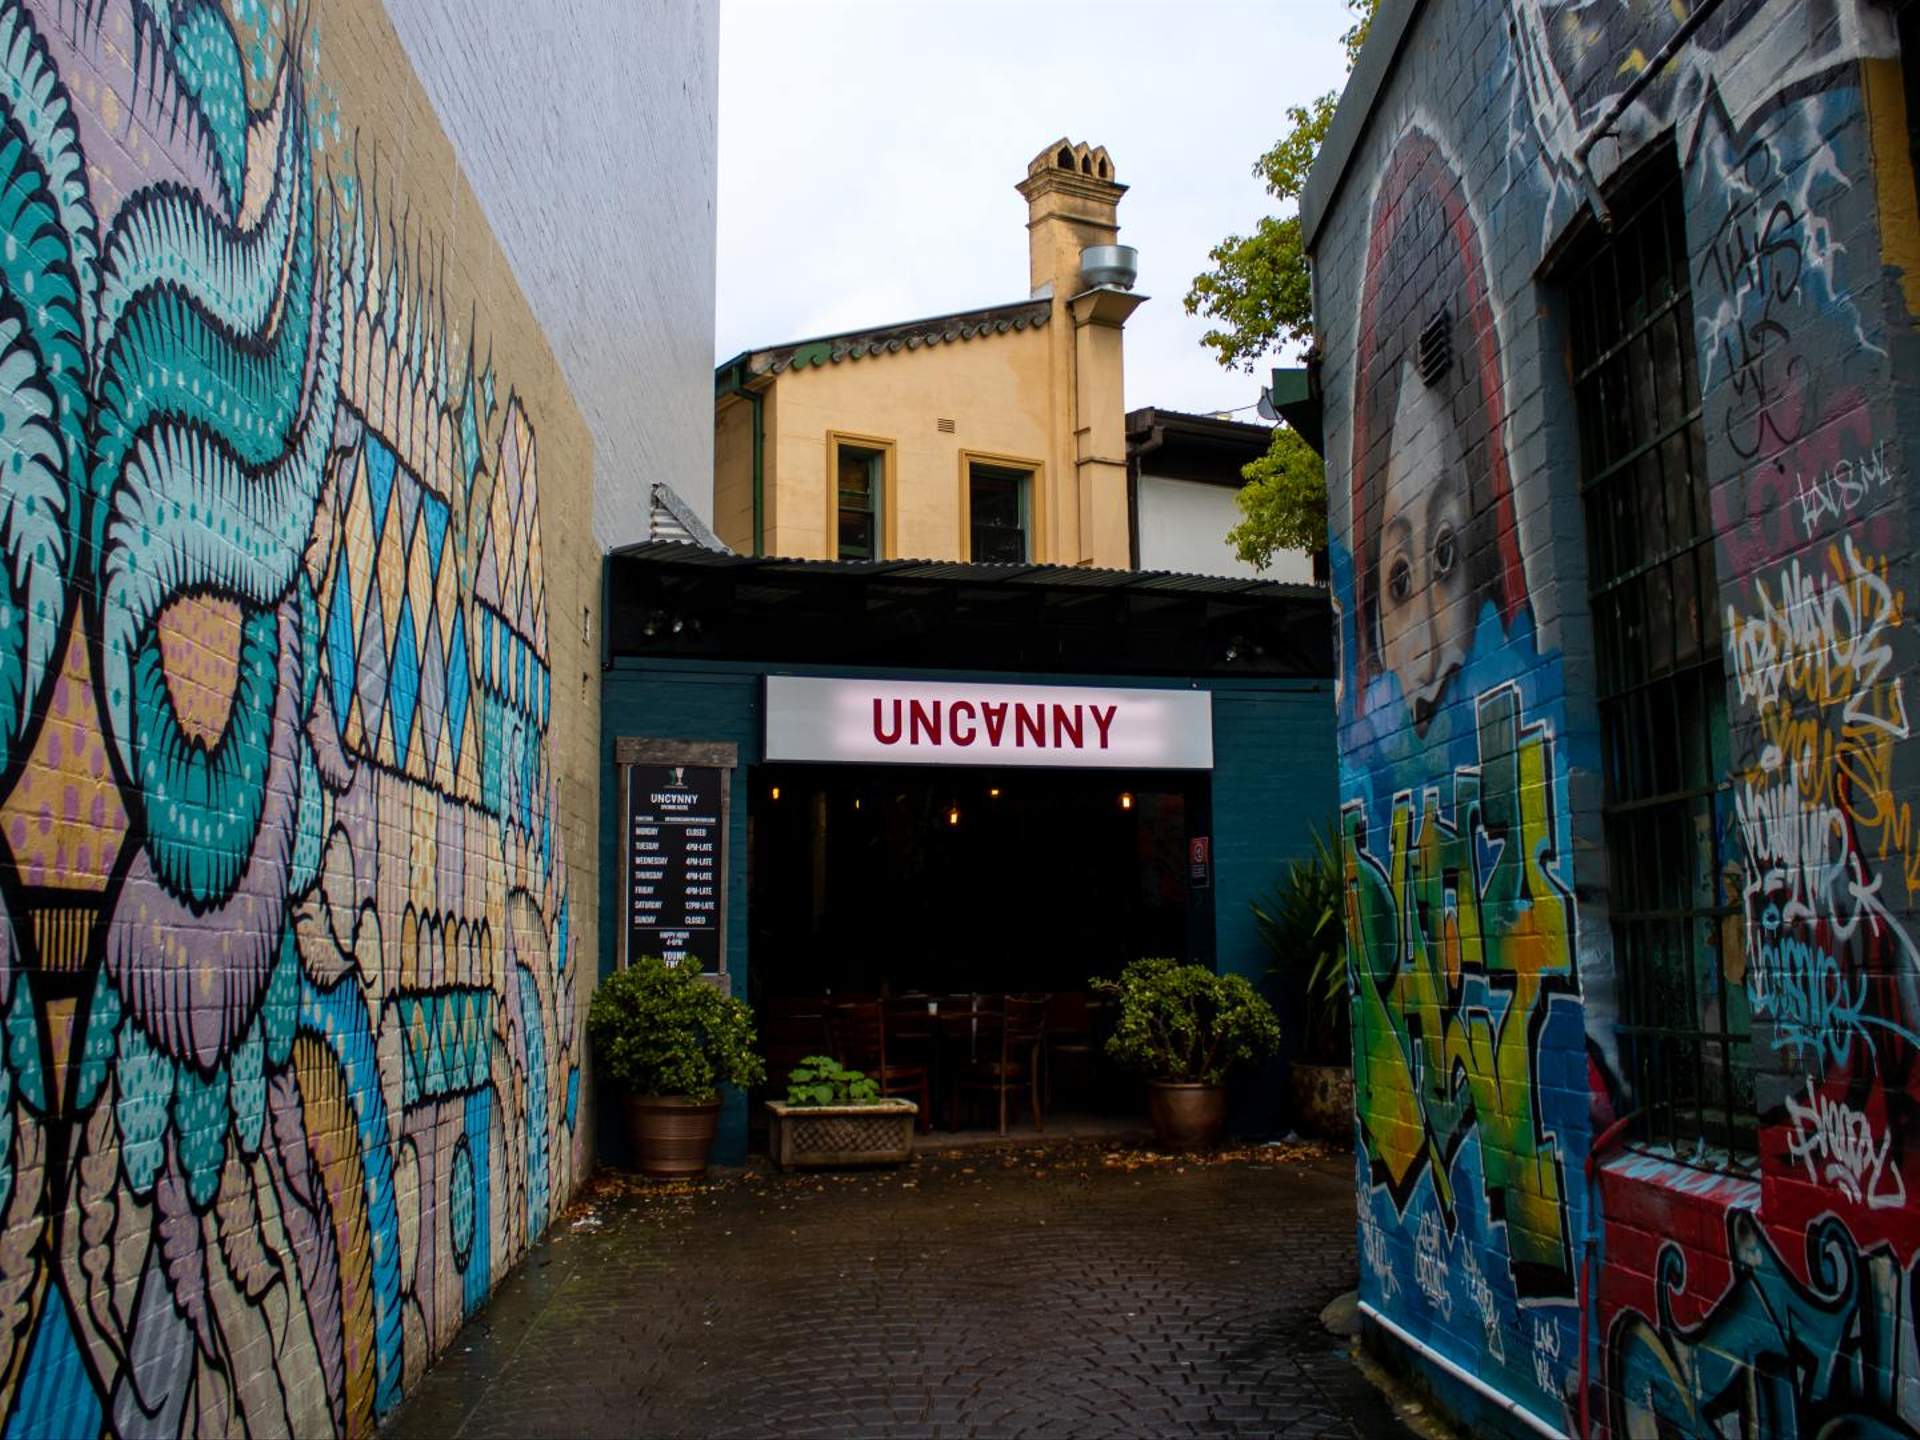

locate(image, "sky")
[[716, 0, 1354, 419]]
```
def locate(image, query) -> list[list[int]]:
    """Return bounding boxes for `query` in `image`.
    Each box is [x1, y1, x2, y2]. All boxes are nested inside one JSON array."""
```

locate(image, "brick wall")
[[1311, 1, 1920, 1432], [386, 0, 721, 547], [0, 0, 636, 1432]]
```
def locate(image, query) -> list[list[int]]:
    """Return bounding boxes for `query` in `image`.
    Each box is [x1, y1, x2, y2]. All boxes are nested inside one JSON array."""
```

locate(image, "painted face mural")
[[1339, 124, 1588, 1423], [1349, 130, 1529, 735], [0, 2, 581, 1435]]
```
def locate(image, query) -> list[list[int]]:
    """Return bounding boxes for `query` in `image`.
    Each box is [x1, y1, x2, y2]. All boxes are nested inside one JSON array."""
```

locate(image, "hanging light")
[[947, 805, 961, 826], [770, 785, 782, 802], [1119, 791, 1134, 810], [853, 797, 862, 811], [988, 787, 1001, 799]]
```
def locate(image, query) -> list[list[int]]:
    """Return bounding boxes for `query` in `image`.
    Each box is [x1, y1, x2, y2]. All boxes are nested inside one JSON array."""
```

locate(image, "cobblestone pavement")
[[387, 1139, 1408, 1438]]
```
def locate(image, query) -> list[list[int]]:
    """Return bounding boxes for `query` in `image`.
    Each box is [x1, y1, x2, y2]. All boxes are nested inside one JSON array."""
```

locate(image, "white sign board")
[[764, 676, 1213, 769]]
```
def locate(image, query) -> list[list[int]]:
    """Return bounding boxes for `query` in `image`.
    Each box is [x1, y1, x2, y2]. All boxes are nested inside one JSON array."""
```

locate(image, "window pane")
[[970, 464, 1030, 562], [837, 446, 883, 559]]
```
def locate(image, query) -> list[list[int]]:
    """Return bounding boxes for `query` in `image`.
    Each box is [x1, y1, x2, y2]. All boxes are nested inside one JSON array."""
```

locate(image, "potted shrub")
[[765, 1055, 918, 1170], [1093, 958, 1282, 1150], [588, 955, 764, 1177], [1253, 822, 1354, 1141]]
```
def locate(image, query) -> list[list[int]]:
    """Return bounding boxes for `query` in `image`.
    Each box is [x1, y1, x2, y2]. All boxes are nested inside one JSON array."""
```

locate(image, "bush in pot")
[[1093, 958, 1281, 1150], [588, 955, 764, 1177], [1252, 821, 1354, 1141], [765, 1055, 918, 1170]]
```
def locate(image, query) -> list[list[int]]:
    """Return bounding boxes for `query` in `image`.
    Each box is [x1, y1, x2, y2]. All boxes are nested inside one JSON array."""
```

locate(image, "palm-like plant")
[[1252, 822, 1350, 1064]]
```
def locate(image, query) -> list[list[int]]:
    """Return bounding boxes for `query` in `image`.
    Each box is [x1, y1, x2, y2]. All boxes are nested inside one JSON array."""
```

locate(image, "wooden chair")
[[760, 998, 832, 1095], [1044, 991, 1096, 1108], [957, 995, 1049, 1136], [829, 1000, 932, 1132]]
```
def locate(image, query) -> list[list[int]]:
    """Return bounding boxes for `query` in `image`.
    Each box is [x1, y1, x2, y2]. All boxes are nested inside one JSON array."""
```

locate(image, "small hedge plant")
[[588, 954, 764, 1100], [784, 1055, 882, 1107], [1094, 958, 1282, 1086]]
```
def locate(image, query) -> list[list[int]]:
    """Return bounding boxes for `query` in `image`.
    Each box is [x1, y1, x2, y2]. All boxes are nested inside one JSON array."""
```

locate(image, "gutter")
[[715, 358, 765, 556], [1358, 1302, 1567, 1439]]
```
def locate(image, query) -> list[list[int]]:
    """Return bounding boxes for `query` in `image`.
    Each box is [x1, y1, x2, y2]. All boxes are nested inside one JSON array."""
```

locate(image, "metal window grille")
[[1565, 159, 1755, 1160]]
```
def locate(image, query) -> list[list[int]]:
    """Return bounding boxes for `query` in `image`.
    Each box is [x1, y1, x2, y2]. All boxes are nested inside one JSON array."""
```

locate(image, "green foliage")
[[1253, 822, 1350, 1064], [587, 955, 765, 1100], [1227, 424, 1328, 568], [1093, 959, 1282, 1087], [783, 1055, 882, 1108], [1185, 0, 1377, 567], [1181, 92, 1334, 370]]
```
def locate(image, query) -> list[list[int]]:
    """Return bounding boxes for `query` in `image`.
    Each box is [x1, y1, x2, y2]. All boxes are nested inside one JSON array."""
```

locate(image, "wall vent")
[[936, 418, 956, 433], [1417, 306, 1452, 387]]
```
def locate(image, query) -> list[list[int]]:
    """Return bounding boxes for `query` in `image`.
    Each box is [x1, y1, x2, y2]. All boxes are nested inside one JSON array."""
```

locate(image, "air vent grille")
[[937, 418, 956, 433], [1417, 306, 1452, 387]]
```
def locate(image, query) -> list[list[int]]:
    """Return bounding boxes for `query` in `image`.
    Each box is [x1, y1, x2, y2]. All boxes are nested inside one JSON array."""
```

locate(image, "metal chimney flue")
[[1080, 244, 1138, 290]]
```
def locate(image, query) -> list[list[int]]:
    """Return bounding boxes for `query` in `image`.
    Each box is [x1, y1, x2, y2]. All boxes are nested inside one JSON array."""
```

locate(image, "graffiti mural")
[[1497, 1, 1919, 1435], [0, 1, 582, 1435], [1607, 1209, 1920, 1436], [1339, 122, 1590, 1423], [1329, 0, 1920, 1428]]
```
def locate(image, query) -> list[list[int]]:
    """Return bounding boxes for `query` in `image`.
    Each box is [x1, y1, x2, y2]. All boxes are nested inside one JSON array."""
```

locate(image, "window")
[[830, 435, 890, 560], [968, 462, 1032, 563], [1566, 156, 1753, 1158]]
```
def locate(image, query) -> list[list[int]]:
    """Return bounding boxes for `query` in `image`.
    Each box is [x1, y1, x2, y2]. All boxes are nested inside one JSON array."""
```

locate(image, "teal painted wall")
[[602, 658, 1335, 1160]]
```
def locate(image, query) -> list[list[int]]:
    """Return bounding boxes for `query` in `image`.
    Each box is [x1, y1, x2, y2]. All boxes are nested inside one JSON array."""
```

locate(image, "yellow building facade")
[[715, 140, 1144, 567]]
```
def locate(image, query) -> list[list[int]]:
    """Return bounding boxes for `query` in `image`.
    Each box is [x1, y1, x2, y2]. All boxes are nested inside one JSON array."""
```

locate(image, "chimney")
[[1016, 139, 1126, 299]]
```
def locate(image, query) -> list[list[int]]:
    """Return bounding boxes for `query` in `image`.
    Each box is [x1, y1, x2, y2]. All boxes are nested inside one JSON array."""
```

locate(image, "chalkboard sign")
[[625, 764, 724, 971]]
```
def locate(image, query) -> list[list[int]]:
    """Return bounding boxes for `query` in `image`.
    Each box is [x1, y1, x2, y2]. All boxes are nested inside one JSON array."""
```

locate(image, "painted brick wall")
[[0, 0, 635, 1432], [1310, 1, 1920, 1433], [386, 0, 721, 547]]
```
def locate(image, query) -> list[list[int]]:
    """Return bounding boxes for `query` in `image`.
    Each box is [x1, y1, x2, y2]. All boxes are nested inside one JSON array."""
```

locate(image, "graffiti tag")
[[1783, 1079, 1906, 1209]]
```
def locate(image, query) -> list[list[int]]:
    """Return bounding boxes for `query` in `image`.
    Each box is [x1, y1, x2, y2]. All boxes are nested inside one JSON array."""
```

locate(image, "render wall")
[[715, 392, 756, 553], [0, 1, 610, 1433], [388, 0, 721, 547], [1313, 1, 1920, 1432], [759, 327, 1069, 562], [1134, 471, 1311, 582]]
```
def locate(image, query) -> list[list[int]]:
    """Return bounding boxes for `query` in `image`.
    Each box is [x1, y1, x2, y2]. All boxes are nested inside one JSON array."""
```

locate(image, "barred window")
[[1564, 156, 1754, 1159]]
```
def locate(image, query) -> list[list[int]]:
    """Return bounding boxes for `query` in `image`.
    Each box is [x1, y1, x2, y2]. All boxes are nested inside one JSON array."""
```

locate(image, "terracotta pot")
[[622, 1094, 722, 1178], [1147, 1081, 1228, 1151], [1289, 1062, 1354, 1143]]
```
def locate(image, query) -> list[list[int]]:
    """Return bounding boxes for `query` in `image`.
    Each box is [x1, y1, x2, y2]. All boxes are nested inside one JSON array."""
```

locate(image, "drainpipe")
[[716, 359, 765, 556], [1571, 0, 1726, 227], [1127, 415, 1166, 571], [1576, 1109, 1640, 1439], [1358, 1301, 1568, 1439]]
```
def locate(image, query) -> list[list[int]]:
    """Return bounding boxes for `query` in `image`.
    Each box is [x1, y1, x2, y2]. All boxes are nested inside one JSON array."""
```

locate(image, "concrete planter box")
[[766, 1099, 918, 1170]]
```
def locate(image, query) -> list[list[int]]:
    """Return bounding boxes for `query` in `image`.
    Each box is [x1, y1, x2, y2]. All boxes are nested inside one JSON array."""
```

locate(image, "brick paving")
[[386, 1139, 1408, 1438]]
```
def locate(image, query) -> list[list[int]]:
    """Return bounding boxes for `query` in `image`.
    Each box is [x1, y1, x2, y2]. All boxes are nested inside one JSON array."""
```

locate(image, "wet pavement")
[[386, 1138, 1408, 1438]]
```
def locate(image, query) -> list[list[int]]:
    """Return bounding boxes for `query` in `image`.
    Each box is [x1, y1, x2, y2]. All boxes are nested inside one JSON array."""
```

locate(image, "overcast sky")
[[716, 0, 1353, 419]]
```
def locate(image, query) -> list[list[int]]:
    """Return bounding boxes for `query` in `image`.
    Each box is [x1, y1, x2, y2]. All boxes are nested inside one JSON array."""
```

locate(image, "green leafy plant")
[[1253, 822, 1350, 1064], [1093, 959, 1282, 1087], [588, 955, 765, 1100], [783, 1055, 882, 1108], [1184, 0, 1378, 571]]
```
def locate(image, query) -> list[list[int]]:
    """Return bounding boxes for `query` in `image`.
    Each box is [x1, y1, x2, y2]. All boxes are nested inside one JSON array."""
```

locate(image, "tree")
[[1187, 1, 1376, 571]]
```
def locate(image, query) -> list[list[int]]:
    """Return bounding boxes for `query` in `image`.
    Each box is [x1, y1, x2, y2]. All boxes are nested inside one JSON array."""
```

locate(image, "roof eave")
[[1299, 0, 1425, 255]]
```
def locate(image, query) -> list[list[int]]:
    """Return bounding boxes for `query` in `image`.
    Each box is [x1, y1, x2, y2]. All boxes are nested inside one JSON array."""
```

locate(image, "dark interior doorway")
[[746, 764, 1213, 1001]]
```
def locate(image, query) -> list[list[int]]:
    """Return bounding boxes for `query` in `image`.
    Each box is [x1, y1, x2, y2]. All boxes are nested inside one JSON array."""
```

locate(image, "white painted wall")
[[1135, 472, 1313, 582], [387, 0, 720, 548]]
